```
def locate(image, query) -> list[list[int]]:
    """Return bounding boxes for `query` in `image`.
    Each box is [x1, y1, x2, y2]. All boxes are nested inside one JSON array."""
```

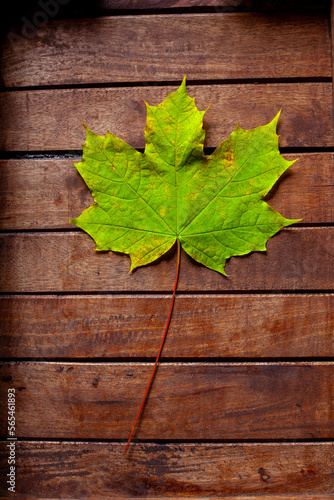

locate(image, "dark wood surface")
[[0, 442, 333, 498], [1, 294, 333, 359], [1, 228, 334, 292], [1, 83, 333, 151], [1, 1, 333, 498], [1, 361, 334, 440], [1, 13, 330, 88], [87, 0, 330, 10]]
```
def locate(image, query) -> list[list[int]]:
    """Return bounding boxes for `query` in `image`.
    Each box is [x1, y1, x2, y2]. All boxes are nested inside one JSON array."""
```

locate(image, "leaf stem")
[[125, 238, 181, 453]]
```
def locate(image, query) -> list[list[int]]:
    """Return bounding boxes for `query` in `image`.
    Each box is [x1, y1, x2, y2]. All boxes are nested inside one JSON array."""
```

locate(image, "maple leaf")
[[70, 77, 300, 453], [70, 76, 299, 275]]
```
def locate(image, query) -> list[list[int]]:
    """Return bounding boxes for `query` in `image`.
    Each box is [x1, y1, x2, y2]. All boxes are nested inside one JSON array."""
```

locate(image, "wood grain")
[[0, 361, 333, 440], [1, 13, 330, 88], [0, 442, 333, 498], [1, 294, 333, 359], [88, 0, 329, 10], [1, 497, 333, 500], [332, 0, 334, 111], [0, 228, 333, 292], [1, 153, 333, 230], [1, 5, 333, 500], [1, 83, 332, 151]]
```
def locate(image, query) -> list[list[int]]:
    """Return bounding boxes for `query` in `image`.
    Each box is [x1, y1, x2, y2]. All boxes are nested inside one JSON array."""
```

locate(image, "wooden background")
[[1, 0, 334, 498]]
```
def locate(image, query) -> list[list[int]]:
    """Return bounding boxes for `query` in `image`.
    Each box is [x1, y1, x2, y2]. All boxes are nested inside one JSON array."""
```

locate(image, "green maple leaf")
[[70, 77, 301, 452], [70, 77, 299, 275]]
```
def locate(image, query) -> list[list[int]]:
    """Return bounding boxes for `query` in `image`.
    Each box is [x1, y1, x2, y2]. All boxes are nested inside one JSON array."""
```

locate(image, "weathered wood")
[[1, 13, 330, 88], [85, 0, 329, 10], [1, 83, 332, 151], [0, 228, 333, 292], [0, 442, 333, 498], [0, 362, 333, 440], [0, 153, 332, 230], [2, 497, 333, 500], [1, 5, 332, 499], [1, 294, 333, 359], [1, 497, 333, 500], [332, 0, 334, 111], [0, 158, 88, 230]]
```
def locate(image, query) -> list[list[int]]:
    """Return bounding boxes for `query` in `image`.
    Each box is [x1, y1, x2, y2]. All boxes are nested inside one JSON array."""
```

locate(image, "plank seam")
[[2, 146, 334, 159], [1, 437, 334, 444], [1, 360, 334, 366], [1, 222, 333, 235], [1, 77, 332, 93], [2, 357, 334, 363], [1, 289, 334, 296]]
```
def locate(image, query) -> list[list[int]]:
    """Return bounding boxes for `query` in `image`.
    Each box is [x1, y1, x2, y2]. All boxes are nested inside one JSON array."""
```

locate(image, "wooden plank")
[[332, 0, 334, 110], [1, 153, 333, 230], [1, 498, 332, 500], [0, 158, 87, 230], [266, 153, 334, 226], [0, 361, 333, 440], [0, 442, 333, 498], [88, 0, 330, 10], [2, 498, 333, 500], [1, 83, 332, 151], [1, 13, 330, 88], [0, 228, 333, 292], [2, 498, 334, 500], [1, 294, 333, 359]]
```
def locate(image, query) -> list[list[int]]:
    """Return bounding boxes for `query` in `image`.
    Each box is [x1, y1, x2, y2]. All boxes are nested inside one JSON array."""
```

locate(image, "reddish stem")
[[125, 239, 181, 453]]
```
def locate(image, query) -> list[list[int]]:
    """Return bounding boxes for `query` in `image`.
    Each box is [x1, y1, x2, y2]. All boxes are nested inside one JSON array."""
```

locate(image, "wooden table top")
[[0, 0, 333, 498]]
